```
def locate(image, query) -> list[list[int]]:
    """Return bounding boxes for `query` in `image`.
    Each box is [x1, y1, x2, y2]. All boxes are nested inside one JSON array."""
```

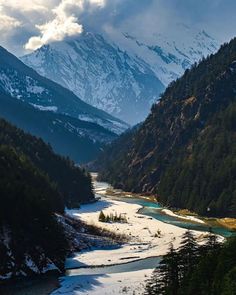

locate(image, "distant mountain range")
[[22, 25, 219, 124], [0, 46, 128, 163], [112, 24, 219, 86]]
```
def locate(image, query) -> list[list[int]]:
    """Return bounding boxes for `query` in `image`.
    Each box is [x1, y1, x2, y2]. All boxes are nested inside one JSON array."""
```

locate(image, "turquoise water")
[[110, 196, 235, 238], [3, 181, 234, 294], [141, 207, 234, 238], [67, 256, 161, 276]]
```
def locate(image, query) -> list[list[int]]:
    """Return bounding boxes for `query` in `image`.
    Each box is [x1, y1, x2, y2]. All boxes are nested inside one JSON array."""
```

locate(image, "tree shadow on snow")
[[51, 274, 109, 294]]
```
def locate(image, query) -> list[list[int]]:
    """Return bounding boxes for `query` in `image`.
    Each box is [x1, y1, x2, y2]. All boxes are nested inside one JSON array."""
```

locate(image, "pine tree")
[[165, 243, 180, 295], [178, 230, 199, 282], [145, 267, 166, 295], [205, 232, 220, 252], [145, 243, 179, 295], [98, 210, 106, 222]]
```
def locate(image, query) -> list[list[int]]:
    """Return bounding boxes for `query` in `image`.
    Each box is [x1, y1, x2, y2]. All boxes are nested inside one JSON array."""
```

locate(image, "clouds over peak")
[[25, 0, 106, 50], [0, 0, 236, 55], [0, 0, 106, 52], [25, 16, 83, 50]]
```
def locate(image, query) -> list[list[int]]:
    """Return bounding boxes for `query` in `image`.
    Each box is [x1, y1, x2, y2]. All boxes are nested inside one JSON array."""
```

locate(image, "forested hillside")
[[0, 118, 94, 280], [97, 37, 236, 217], [0, 145, 68, 279], [0, 119, 94, 208]]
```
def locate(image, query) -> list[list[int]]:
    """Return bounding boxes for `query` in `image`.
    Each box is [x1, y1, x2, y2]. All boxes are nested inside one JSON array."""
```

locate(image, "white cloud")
[[0, 0, 50, 13], [0, 14, 21, 33], [24, 0, 106, 50], [25, 16, 83, 50], [0, 0, 106, 53], [0, 0, 235, 56]]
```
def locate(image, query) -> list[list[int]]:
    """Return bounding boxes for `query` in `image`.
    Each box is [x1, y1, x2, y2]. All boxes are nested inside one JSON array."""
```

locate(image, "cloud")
[[0, 14, 21, 34], [25, 0, 106, 50], [25, 16, 83, 50], [0, 0, 48, 12], [0, 0, 236, 55]]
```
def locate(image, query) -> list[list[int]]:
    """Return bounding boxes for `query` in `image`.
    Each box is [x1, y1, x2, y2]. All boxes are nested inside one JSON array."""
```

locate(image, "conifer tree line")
[[145, 231, 236, 295], [0, 118, 94, 279]]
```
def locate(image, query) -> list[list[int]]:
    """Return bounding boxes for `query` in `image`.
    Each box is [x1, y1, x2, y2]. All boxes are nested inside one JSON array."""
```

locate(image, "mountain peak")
[[22, 32, 165, 124], [0, 44, 130, 162], [21, 26, 218, 124]]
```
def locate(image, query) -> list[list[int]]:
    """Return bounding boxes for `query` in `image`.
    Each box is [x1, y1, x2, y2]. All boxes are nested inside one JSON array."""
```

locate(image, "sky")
[[1, 0, 236, 56]]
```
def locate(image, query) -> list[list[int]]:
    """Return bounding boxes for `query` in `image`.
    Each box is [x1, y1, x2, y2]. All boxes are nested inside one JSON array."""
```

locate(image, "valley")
[[0, 2, 236, 294], [2, 174, 232, 295]]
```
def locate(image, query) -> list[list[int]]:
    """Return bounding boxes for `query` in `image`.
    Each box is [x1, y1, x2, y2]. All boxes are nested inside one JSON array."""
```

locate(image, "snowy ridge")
[[105, 24, 219, 86], [0, 68, 127, 135], [0, 45, 128, 135], [0, 71, 48, 100], [22, 26, 219, 124], [22, 32, 165, 125]]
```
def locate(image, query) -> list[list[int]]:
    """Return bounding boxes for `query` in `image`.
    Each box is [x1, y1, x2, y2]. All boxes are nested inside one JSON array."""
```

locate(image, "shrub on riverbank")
[[98, 211, 128, 223]]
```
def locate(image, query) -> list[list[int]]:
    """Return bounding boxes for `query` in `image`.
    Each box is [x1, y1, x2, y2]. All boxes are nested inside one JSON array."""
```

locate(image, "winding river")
[[113, 196, 234, 238], [2, 177, 234, 294]]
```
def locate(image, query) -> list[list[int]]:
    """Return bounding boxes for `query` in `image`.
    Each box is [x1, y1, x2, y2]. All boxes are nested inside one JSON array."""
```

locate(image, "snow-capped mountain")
[[107, 23, 219, 86], [0, 45, 130, 163], [0, 46, 128, 135], [22, 25, 219, 125], [22, 33, 165, 125]]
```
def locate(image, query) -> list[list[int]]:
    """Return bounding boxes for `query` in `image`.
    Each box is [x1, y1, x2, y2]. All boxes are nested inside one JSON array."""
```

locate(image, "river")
[[112, 196, 234, 238], [1, 176, 234, 294]]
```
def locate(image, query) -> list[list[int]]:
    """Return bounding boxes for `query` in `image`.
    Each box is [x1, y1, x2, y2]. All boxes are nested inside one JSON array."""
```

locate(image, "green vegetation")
[[97, 37, 236, 218], [0, 145, 68, 277], [0, 118, 94, 279], [145, 232, 236, 295], [158, 102, 236, 217], [98, 211, 128, 223], [0, 118, 94, 208]]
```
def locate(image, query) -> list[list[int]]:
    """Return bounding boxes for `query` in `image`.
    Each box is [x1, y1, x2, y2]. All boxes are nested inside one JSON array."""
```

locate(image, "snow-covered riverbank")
[[52, 177, 220, 295], [52, 268, 153, 295], [65, 197, 207, 268], [161, 209, 206, 224], [52, 195, 210, 295]]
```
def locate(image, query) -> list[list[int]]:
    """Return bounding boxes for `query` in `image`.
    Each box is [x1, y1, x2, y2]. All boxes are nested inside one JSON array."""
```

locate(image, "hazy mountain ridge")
[[0, 90, 117, 163], [110, 24, 219, 86]]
